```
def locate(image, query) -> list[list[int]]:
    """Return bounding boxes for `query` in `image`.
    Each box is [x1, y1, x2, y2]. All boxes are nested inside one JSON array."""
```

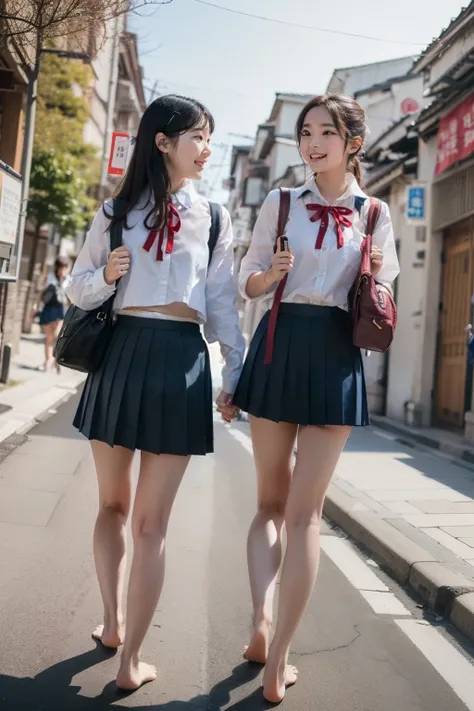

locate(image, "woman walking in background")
[[66, 95, 244, 690], [233, 93, 399, 703], [38, 256, 71, 372]]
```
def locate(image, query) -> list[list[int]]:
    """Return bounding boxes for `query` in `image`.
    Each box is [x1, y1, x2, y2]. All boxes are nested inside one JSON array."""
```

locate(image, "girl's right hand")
[[265, 237, 294, 285], [104, 246, 131, 285]]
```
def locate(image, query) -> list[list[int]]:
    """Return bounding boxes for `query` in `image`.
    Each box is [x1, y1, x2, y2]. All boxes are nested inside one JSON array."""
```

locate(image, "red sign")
[[400, 98, 419, 115], [107, 132, 130, 176], [435, 94, 474, 175]]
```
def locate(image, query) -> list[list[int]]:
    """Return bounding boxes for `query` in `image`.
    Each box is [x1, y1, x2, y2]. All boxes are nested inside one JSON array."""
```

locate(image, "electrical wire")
[[194, 0, 428, 46]]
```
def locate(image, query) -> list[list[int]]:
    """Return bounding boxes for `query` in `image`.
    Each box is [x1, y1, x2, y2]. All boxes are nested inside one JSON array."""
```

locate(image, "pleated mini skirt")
[[233, 303, 369, 427], [73, 315, 213, 455]]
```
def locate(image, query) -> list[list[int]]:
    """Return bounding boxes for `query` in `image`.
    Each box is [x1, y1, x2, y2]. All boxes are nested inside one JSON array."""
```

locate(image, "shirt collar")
[[295, 172, 368, 206], [170, 180, 199, 209]]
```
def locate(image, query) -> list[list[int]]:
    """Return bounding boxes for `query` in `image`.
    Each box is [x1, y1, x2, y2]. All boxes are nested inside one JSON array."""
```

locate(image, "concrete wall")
[[329, 57, 415, 97], [409, 136, 442, 425]]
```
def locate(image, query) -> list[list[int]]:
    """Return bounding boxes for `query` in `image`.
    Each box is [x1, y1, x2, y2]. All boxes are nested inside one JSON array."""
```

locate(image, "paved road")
[[1, 395, 474, 710]]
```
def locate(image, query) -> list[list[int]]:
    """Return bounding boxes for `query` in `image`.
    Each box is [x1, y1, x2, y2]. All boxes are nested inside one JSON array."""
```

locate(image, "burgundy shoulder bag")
[[352, 198, 397, 352]]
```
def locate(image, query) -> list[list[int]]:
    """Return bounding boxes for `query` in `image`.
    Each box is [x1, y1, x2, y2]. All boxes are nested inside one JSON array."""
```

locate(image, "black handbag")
[[54, 199, 123, 373]]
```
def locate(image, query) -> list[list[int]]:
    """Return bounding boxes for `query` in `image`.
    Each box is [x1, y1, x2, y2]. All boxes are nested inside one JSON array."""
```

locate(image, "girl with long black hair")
[[67, 95, 244, 690]]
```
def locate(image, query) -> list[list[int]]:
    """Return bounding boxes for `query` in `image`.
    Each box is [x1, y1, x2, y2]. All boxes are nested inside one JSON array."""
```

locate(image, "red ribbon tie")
[[306, 204, 353, 250], [143, 202, 181, 261]]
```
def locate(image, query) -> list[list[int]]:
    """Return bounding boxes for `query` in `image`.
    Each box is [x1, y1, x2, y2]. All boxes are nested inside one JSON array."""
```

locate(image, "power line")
[[194, 0, 428, 46]]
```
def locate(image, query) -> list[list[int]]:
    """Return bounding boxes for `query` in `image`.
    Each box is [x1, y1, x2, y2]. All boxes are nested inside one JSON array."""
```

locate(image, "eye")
[[300, 130, 310, 137], [323, 130, 337, 136]]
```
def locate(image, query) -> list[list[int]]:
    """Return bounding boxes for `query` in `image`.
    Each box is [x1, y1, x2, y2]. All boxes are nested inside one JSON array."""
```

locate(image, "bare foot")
[[116, 660, 157, 691], [263, 661, 298, 704], [92, 623, 124, 649], [243, 621, 271, 664]]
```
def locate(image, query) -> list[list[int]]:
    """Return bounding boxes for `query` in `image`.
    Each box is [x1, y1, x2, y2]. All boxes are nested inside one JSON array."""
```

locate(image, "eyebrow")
[[302, 122, 337, 129]]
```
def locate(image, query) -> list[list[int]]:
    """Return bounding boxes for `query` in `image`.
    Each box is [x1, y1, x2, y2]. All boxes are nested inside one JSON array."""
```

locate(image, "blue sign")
[[406, 185, 426, 222]]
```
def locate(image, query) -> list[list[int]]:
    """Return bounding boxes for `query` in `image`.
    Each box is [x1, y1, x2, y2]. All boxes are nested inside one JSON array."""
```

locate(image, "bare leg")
[[263, 425, 351, 703], [244, 416, 296, 664], [43, 322, 56, 369], [116, 451, 190, 691], [91, 442, 134, 648]]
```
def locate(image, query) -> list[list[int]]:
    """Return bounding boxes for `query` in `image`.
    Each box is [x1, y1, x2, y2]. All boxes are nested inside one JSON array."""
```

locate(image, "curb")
[[323, 485, 474, 643], [370, 414, 474, 471], [0, 375, 85, 451]]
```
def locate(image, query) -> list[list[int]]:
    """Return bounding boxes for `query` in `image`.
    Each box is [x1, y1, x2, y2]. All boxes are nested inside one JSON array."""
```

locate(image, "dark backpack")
[[208, 201, 221, 265]]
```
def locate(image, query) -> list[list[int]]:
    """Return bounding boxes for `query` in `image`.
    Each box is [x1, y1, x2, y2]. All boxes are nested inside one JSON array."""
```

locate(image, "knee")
[[285, 507, 322, 533], [257, 497, 287, 520], [131, 512, 168, 546], [99, 499, 129, 520]]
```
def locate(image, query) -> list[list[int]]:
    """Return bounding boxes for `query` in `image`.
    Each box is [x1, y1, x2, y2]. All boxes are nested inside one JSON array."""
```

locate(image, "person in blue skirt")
[[232, 93, 400, 703], [66, 95, 244, 690], [38, 256, 71, 372]]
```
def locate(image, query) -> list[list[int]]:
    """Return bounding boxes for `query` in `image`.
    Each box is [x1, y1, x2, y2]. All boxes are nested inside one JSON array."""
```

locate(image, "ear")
[[155, 132, 171, 154], [348, 136, 362, 156]]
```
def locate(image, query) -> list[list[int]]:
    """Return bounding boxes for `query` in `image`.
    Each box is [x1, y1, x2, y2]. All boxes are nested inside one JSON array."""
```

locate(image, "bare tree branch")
[[1, 0, 176, 58]]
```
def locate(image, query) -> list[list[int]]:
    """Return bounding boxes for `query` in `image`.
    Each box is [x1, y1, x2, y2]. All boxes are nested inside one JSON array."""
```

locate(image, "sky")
[[129, 0, 467, 202]]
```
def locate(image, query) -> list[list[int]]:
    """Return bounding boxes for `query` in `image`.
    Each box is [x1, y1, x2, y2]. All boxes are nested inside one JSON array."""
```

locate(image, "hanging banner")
[[435, 93, 474, 175], [107, 132, 131, 176]]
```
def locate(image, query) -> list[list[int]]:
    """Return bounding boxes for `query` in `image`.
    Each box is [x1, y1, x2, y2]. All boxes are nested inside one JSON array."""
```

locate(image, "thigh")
[[53, 319, 63, 338], [131, 452, 190, 537], [91, 441, 134, 516], [286, 426, 351, 523], [249, 416, 297, 509]]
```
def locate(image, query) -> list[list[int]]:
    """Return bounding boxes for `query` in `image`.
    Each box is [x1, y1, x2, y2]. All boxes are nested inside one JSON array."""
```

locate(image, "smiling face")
[[156, 121, 212, 183], [298, 105, 362, 175]]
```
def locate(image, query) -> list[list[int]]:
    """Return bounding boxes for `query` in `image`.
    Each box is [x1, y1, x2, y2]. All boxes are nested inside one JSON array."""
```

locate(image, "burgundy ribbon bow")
[[143, 202, 181, 261], [306, 204, 353, 249]]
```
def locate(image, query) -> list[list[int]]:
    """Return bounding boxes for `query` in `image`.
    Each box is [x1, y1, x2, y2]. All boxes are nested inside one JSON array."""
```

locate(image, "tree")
[[26, 53, 98, 279], [0, 0, 175, 276]]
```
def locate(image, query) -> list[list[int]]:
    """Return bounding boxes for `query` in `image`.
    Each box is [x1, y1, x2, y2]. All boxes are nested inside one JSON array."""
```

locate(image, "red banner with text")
[[435, 94, 474, 175]]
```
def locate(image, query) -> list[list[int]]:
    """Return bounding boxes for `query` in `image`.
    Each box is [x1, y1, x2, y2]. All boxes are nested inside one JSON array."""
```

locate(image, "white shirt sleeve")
[[66, 205, 116, 310], [238, 190, 280, 301], [204, 206, 246, 394], [372, 201, 400, 287]]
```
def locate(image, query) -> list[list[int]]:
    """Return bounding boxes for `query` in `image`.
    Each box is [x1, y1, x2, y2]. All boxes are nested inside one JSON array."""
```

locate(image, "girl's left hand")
[[216, 390, 239, 423], [370, 246, 383, 276]]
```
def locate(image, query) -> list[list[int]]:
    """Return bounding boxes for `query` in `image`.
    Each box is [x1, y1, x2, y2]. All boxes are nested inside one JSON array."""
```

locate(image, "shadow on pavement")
[[0, 648, 271, 711]]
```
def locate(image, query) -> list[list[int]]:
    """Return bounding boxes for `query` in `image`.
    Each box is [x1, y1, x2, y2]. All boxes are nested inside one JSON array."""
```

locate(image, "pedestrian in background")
[[37, 256, 71, 372], [233, 93, 400, 703], [66, 95, 244, 691]]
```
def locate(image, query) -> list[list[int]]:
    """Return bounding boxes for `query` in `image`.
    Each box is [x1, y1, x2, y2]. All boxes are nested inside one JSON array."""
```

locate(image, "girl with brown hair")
[[233, 93, 399, 703]]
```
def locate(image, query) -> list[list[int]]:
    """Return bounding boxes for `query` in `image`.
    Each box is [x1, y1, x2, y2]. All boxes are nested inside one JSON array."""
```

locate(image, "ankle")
[[253, 609, 272, 629]]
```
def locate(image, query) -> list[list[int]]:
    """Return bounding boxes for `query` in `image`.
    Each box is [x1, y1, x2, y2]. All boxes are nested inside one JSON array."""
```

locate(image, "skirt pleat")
[[233, 303, 369, 427], [73, 315, 213, 456]]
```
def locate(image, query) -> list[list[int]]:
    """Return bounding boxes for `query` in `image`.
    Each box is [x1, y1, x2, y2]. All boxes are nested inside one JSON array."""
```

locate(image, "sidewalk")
[[0, 329, 85, 449]]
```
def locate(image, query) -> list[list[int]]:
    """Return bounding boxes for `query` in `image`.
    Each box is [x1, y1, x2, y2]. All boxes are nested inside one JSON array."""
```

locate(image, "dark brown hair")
[[296, 93, 367, 185]]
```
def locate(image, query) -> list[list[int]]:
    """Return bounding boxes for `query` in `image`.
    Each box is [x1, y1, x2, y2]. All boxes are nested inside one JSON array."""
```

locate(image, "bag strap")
[[110, 197, 124, 251], [361, 197, 382, 273], [264, 188, 292, 365], [273, 187, 291, 251], [208, 201, 221, 266]]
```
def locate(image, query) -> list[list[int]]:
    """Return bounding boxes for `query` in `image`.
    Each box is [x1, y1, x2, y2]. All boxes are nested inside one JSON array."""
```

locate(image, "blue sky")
[[129, 0, 466, 201]]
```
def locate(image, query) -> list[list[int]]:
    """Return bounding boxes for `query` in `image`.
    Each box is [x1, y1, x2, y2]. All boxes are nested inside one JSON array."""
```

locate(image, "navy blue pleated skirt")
[[73, 315, 213, 455], [233, 303, 369, 427]]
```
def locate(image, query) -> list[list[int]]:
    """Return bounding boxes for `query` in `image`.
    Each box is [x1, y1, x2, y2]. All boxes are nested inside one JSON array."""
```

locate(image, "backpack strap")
[[264, 188, 292, 365], [110, 197, 124, 251], [208, 201, 221, 266]]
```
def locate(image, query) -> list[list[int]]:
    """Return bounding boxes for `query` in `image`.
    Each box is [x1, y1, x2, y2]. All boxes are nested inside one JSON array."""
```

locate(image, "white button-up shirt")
[[239, 174, 400, 310], [67, 181, 245, 393]]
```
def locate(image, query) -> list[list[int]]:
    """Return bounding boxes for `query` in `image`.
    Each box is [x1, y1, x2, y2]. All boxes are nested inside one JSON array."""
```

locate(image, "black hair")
[[54, 256, 69, 279], [106, 94, 215, 231]]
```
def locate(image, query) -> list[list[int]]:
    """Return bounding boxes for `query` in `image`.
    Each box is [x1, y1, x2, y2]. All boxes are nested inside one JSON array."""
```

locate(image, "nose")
[[202, 143, 212, 158]]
